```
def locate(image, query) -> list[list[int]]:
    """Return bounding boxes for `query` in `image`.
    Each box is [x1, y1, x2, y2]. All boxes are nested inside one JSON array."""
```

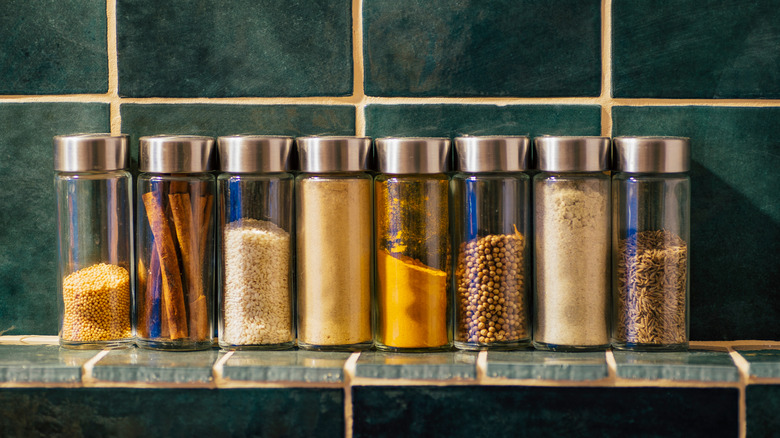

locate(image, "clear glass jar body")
[[533, 172, 611, 351], [296, 173, 373, 350], [375, 173, 451, 351], [612, 172, 690, 350], [56, 170, 133, 349], [451, 172, 531, 350], [218, 172, 294, 350], [136, 173, 215, 350]]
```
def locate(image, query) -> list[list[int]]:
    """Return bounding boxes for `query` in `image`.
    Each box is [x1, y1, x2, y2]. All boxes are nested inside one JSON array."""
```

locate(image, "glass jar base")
[[136, 338, 213, 351], [59, 338, 134, 350], [454, 340, 532, 351], [374, 343, 453, 353], [611, 341, 688, 352], [297, 340, 373, 352], [533, 340, 609, 352], [219, 340, 295, 351]]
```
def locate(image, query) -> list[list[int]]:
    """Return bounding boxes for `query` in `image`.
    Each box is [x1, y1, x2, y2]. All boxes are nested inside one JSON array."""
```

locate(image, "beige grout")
[[352, 0, 367, 137], [212, 350, 234, 385], [343, 352, 361, 438], [729, 348, 750, 438], [107, 0, 121, 135], [600, 0, 614, 137], [81, 349, 111, 386], [476, 350, 488, 382], [604, 349, 618, 382]]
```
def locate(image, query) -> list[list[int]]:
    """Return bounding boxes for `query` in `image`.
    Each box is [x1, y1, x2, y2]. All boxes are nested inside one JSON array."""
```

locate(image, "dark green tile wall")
[[747, 385, 780, 437], [117, 0, 353, 97], [613, 0, 780, 98], [0, 388, 344, 438], [612, 106, 780, 341], [0, 0, 108, 94], [365, 104, 601, 138], [0, 103, 110, 335], [364, 0, 601, 97], [353, 386, 739, 437]]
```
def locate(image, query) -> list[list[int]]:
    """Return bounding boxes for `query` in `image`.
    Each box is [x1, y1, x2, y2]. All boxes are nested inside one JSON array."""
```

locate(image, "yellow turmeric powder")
[[377, 250, 448, 349]]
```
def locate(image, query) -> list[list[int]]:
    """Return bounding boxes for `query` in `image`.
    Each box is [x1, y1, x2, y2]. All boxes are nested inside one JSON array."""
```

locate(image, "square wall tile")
[[0, 345, 96, 383], [0, 388, 344, 438], [0, 0, 107, 94], [223, 351, 349, 383], [0, 103, 110, 335], [747, 385, 780, 437], [613, 0, 780, 98], [117, 0, 352, 97], [92, 349, 219, 383], [121, 103, 355, 166], [613, 351, 738, 382], [353, 386, 738, 437], [355, 352, 477, 380], [364, 0, 601, 97], [486, 351, 608, 381], [736, 350, 780, 379], [365, 104, 601, 138], [612, 106, 780, 340]]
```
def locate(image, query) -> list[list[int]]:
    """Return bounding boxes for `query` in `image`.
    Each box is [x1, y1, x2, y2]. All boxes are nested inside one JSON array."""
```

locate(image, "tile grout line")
[[728, 347, 750, 438], [81, 349, 111, 386], [476, 350, 488, 382], [604, 349, 618, 383], [107, 0, 121, 134], [212, 350, 235, 386], [343, 351, 361, 438], [353, 0, 367, 136], [600, 0, 614, 137]]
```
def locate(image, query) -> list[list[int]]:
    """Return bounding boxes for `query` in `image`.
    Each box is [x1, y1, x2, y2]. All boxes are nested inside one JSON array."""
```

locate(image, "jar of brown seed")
[[451, 136, 532, 350]]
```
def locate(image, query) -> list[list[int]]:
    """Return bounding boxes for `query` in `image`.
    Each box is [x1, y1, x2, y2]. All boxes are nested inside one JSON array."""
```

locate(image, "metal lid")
[[455, 136, 530, 172], [53, 133, 129, 172], [218, 135, 293, 173], [613, 137, 690, 173], [375, 137, 451, 174], [139, 135, 215, 173], [296, 136, 371, 172], [534, 136, 610, 172]]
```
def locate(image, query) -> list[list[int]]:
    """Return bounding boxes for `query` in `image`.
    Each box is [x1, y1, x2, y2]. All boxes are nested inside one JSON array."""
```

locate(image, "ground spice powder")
[[61, 263, 131, 342]]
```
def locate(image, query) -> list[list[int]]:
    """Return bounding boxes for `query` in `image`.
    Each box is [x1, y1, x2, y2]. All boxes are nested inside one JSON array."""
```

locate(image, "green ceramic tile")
[[365, 104, 601, 138], [613, 351, 738, 382], [0, 0, 107, 94], [117, 0, 352, 97], [353, 386, 738, 437], [736, 350, 780, 378], [0, 345, 96, 383], [91, 349, 220, 383], [747, 385, 780, 437], [613, 0, 780, 98], [121, 103, 355, 168], [223, 351, 349, 383], [0, 388, 343, 437], [486, 351, 608, 381], [364, 0, 601, 97], [355, 352, 477, 380], [0, 103, 110, 335], [612, 106, 780, 341]]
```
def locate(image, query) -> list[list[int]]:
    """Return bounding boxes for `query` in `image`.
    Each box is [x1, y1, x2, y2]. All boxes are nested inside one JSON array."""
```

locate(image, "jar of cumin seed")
[[612, 137, 690, 351]]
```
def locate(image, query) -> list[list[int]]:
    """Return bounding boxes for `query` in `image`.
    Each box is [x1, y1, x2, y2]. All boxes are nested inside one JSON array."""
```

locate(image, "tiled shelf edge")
[[1, 337, 780, 390]]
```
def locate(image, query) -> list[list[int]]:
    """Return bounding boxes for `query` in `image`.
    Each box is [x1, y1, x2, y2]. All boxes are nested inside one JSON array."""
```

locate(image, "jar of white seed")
[[217, 135, 295, 350], [533, 136, 611, 351]]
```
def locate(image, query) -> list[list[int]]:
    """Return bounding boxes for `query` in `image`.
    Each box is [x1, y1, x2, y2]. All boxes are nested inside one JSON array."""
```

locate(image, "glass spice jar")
[[136, 135, 216, 351], [452, 136, 532, 350], [296, 136, 373, 351], [374, 137, 452, 352], [217, 135, 295, 350], [54, 134, 133, 349], [612, 137, 691, 351], [533, 136, 611, 351]]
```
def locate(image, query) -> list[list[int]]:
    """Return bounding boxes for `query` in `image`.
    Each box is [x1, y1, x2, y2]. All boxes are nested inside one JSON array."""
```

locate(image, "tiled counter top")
[[1, 338, 779, 437]]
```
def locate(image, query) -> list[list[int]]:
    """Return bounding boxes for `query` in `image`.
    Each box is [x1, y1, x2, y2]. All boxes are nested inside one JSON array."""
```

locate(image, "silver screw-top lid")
[[534, 136, 610, 172], [455, 136, 530, 173], [296, 136, 371, 172], [375, 137, 451, 174], [613, 137, 690, 173], [53, 133, 129, 172], [139, 135, 215, 173], [218, 135, 293, 173]]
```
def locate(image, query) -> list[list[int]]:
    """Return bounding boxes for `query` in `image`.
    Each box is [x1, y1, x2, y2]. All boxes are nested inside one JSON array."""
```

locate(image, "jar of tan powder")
[[295, 136, 373, 351]]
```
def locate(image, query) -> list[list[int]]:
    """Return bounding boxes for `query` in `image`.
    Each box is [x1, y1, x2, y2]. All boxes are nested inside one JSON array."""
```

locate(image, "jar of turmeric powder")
[[374, 137, 452, 352], [136, 135, 216, 351], [55, 134, 133, 349], [452, 136, 532, 350]]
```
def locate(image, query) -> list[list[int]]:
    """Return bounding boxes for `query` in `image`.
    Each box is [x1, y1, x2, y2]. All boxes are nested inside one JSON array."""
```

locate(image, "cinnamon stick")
[[169, 192, 209, 341], [142, 190, 188, 339]]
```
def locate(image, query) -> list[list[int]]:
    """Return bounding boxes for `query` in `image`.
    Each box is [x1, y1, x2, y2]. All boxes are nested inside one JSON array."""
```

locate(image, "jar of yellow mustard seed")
[[54, 133, 134, 349]]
